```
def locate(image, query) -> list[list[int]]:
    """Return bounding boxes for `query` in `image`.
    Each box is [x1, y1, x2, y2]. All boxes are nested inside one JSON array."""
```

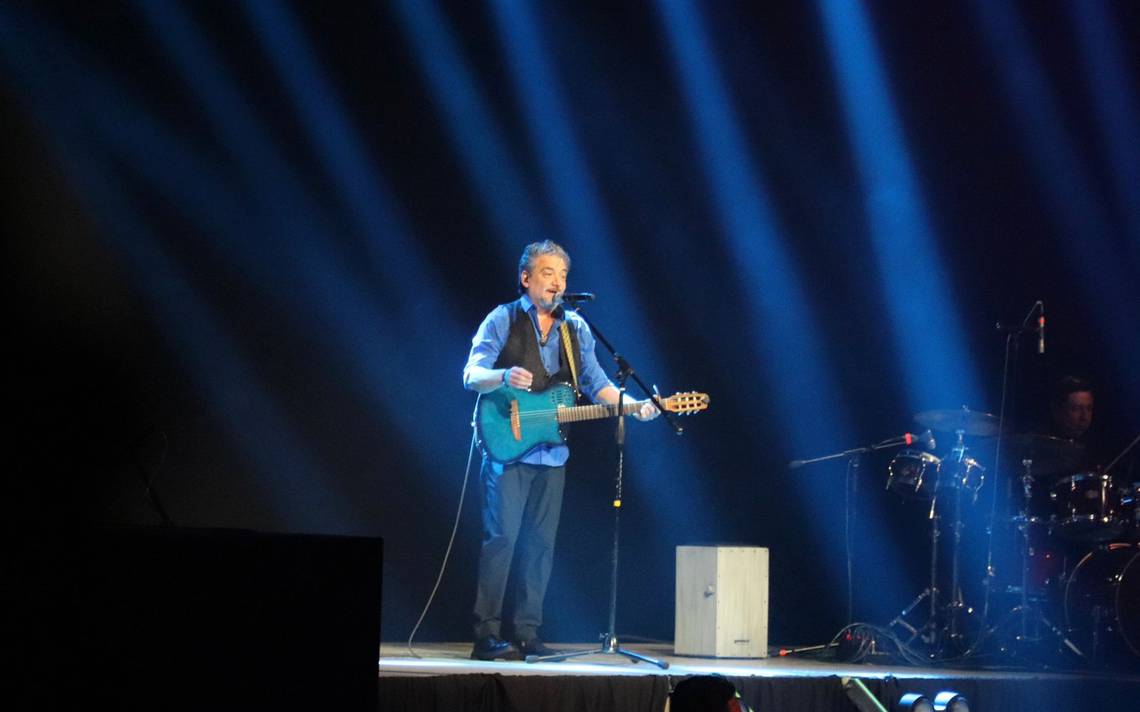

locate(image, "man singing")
[[462, 240, 658, 661]]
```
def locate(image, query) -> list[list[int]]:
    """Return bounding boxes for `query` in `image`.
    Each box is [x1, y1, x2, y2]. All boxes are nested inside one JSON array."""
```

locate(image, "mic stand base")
[[525, 633, 670, 668]]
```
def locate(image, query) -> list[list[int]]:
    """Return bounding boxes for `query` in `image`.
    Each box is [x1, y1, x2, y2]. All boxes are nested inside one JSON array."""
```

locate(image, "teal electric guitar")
[[476, 382, 710, 464]]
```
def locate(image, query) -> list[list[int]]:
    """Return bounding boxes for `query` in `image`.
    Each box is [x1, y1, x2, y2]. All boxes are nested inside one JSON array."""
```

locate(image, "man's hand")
[[595, 386, 660, 420], [503, 366, 535, 390], [633, 399, 661, 421]]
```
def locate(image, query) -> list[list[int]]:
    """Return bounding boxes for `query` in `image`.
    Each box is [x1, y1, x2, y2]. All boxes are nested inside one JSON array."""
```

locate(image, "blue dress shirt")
[[464, 295, 615, 467]]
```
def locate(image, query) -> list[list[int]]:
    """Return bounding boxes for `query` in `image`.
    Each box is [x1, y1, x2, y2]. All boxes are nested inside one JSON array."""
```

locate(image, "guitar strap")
[[558, 320, 580, 395]]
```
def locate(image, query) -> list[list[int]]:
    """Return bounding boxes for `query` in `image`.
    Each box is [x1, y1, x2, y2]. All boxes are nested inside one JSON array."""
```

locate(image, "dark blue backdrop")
[[6, 0, 1139, 646]]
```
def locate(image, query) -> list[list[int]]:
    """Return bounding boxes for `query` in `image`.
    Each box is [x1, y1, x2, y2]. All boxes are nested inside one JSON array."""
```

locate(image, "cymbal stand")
[[888, 492, 941, 649], [1015, 459, 1036, 642], [889, 430, 972, 655], [945, 430, 970, 648]]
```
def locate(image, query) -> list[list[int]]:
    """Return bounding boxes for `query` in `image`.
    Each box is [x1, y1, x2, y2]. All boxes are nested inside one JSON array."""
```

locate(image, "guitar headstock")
[[661, 391, 710, 415]]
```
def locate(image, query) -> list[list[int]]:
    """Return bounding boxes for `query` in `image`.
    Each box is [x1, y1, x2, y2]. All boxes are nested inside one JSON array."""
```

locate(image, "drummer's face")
[[1054, 391, 1093, 438]]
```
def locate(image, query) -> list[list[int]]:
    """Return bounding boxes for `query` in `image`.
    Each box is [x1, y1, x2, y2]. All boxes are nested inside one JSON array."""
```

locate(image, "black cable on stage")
[[405, 396, 481, 658]]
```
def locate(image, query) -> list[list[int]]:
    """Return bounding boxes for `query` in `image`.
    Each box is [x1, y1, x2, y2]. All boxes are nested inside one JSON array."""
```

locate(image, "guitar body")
[[475, 382, 709, 465], [477, 383, 579, 464]]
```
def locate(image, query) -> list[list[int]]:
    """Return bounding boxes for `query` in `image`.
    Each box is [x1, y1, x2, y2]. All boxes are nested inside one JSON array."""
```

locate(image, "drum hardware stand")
[[888, 429, 977, 656], [1088, 606, 1106, 666], [966, 457, 1085, 665], [1014, 459, 1042, 644], [993, 603, 1085, 663], [887, 512, 940, 647], [888, 588, 931, 641], [525, 303, 679, 669], [945, 432, 970, 649]]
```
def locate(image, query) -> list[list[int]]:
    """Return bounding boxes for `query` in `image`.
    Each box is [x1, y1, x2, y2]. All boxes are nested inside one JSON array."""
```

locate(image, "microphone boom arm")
[[789, 432, 931, 470], [560, 303, 683, 434]]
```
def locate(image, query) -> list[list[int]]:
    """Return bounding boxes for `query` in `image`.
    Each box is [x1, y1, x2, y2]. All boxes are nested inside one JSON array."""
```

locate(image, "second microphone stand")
[[790, 431, 933, 627], [525, 304, 681, 669]]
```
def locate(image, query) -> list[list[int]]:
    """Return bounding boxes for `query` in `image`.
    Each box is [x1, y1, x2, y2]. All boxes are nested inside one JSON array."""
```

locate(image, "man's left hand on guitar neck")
[[596, 385, 660, 422], [632, 400, 661, 421]]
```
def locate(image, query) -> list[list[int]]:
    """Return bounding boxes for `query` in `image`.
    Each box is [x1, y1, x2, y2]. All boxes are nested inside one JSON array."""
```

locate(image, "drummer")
[[1048, 375, 1095, 445], [1043, 374, 1105, 475]]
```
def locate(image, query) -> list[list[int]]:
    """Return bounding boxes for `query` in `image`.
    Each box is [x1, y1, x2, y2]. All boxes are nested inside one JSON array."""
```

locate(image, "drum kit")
[[883, 407, 1140, 669]]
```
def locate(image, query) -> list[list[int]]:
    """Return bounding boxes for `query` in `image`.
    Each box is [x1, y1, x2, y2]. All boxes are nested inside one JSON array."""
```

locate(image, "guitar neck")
[[555, 400, 642, 424]]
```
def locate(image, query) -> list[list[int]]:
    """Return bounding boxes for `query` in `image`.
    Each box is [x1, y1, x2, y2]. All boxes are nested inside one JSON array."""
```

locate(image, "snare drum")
[[887, 449, 941, 499], [1050, 471, 1123, 542]]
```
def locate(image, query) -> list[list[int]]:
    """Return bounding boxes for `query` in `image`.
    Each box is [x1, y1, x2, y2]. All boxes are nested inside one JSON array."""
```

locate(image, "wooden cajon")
[[674, 545, 769, 658]]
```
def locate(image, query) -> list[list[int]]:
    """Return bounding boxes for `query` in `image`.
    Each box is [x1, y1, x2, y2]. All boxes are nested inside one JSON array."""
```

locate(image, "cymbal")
[[914, 407, 1000, 436], [978, 433, 1086, 476]]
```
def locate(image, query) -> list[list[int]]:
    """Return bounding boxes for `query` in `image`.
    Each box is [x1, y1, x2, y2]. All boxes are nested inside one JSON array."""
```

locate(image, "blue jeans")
[[472, 460, 565, 641]]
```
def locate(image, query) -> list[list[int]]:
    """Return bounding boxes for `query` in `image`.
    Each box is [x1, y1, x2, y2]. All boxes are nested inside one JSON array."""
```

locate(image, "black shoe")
[[516, 638, 557, 658], [471, 635, 518, 661]]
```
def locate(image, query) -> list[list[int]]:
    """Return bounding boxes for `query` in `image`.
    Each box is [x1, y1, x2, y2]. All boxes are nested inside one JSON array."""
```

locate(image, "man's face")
[[520, 254, 568, 312], [1053, 391, 1094, 439]]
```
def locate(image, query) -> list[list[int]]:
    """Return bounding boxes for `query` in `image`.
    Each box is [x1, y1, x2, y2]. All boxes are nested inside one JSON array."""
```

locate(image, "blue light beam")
[[389, 0, 548, 251], [657, 0, 906, 622], [657, 0, 854, 455], [137, 0, 476, 478], [490, 0, 721, 626], [0, 6, 357, 531], [1069, 1, 1140, 259], [970, 0, 1140, 402], [818, 0, 984, 414]]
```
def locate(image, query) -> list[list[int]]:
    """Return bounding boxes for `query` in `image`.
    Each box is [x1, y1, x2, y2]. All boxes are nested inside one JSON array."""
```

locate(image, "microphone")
[[1037, 302, 1045, 354], [557, 292, 595, 305], [905, 429, 937, 451]]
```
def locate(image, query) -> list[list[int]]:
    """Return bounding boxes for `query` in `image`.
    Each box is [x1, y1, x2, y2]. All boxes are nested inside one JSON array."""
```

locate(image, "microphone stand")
[[973, 303, 1036, 655], [790, 433, 928, 627], [787, 434, 921, 469], [525, 303, 679, 669], [965, 301, 1087, 666]]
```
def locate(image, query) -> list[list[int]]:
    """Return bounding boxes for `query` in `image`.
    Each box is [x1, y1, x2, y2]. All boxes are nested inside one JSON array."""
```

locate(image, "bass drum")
[[1064, 543, 1140, 666]]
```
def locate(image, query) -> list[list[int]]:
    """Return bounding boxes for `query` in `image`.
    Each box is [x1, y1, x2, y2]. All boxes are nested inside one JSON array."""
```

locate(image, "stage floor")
[[380, 641, 1133, 679], [377, 642, 1140, 711]]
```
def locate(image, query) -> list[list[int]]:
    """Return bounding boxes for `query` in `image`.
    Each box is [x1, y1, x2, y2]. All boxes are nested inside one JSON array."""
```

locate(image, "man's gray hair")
[[517, 240, 571, 292]]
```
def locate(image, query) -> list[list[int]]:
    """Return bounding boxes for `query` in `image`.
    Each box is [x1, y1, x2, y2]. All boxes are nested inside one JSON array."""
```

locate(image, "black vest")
[[492, 301, 583, 396]]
